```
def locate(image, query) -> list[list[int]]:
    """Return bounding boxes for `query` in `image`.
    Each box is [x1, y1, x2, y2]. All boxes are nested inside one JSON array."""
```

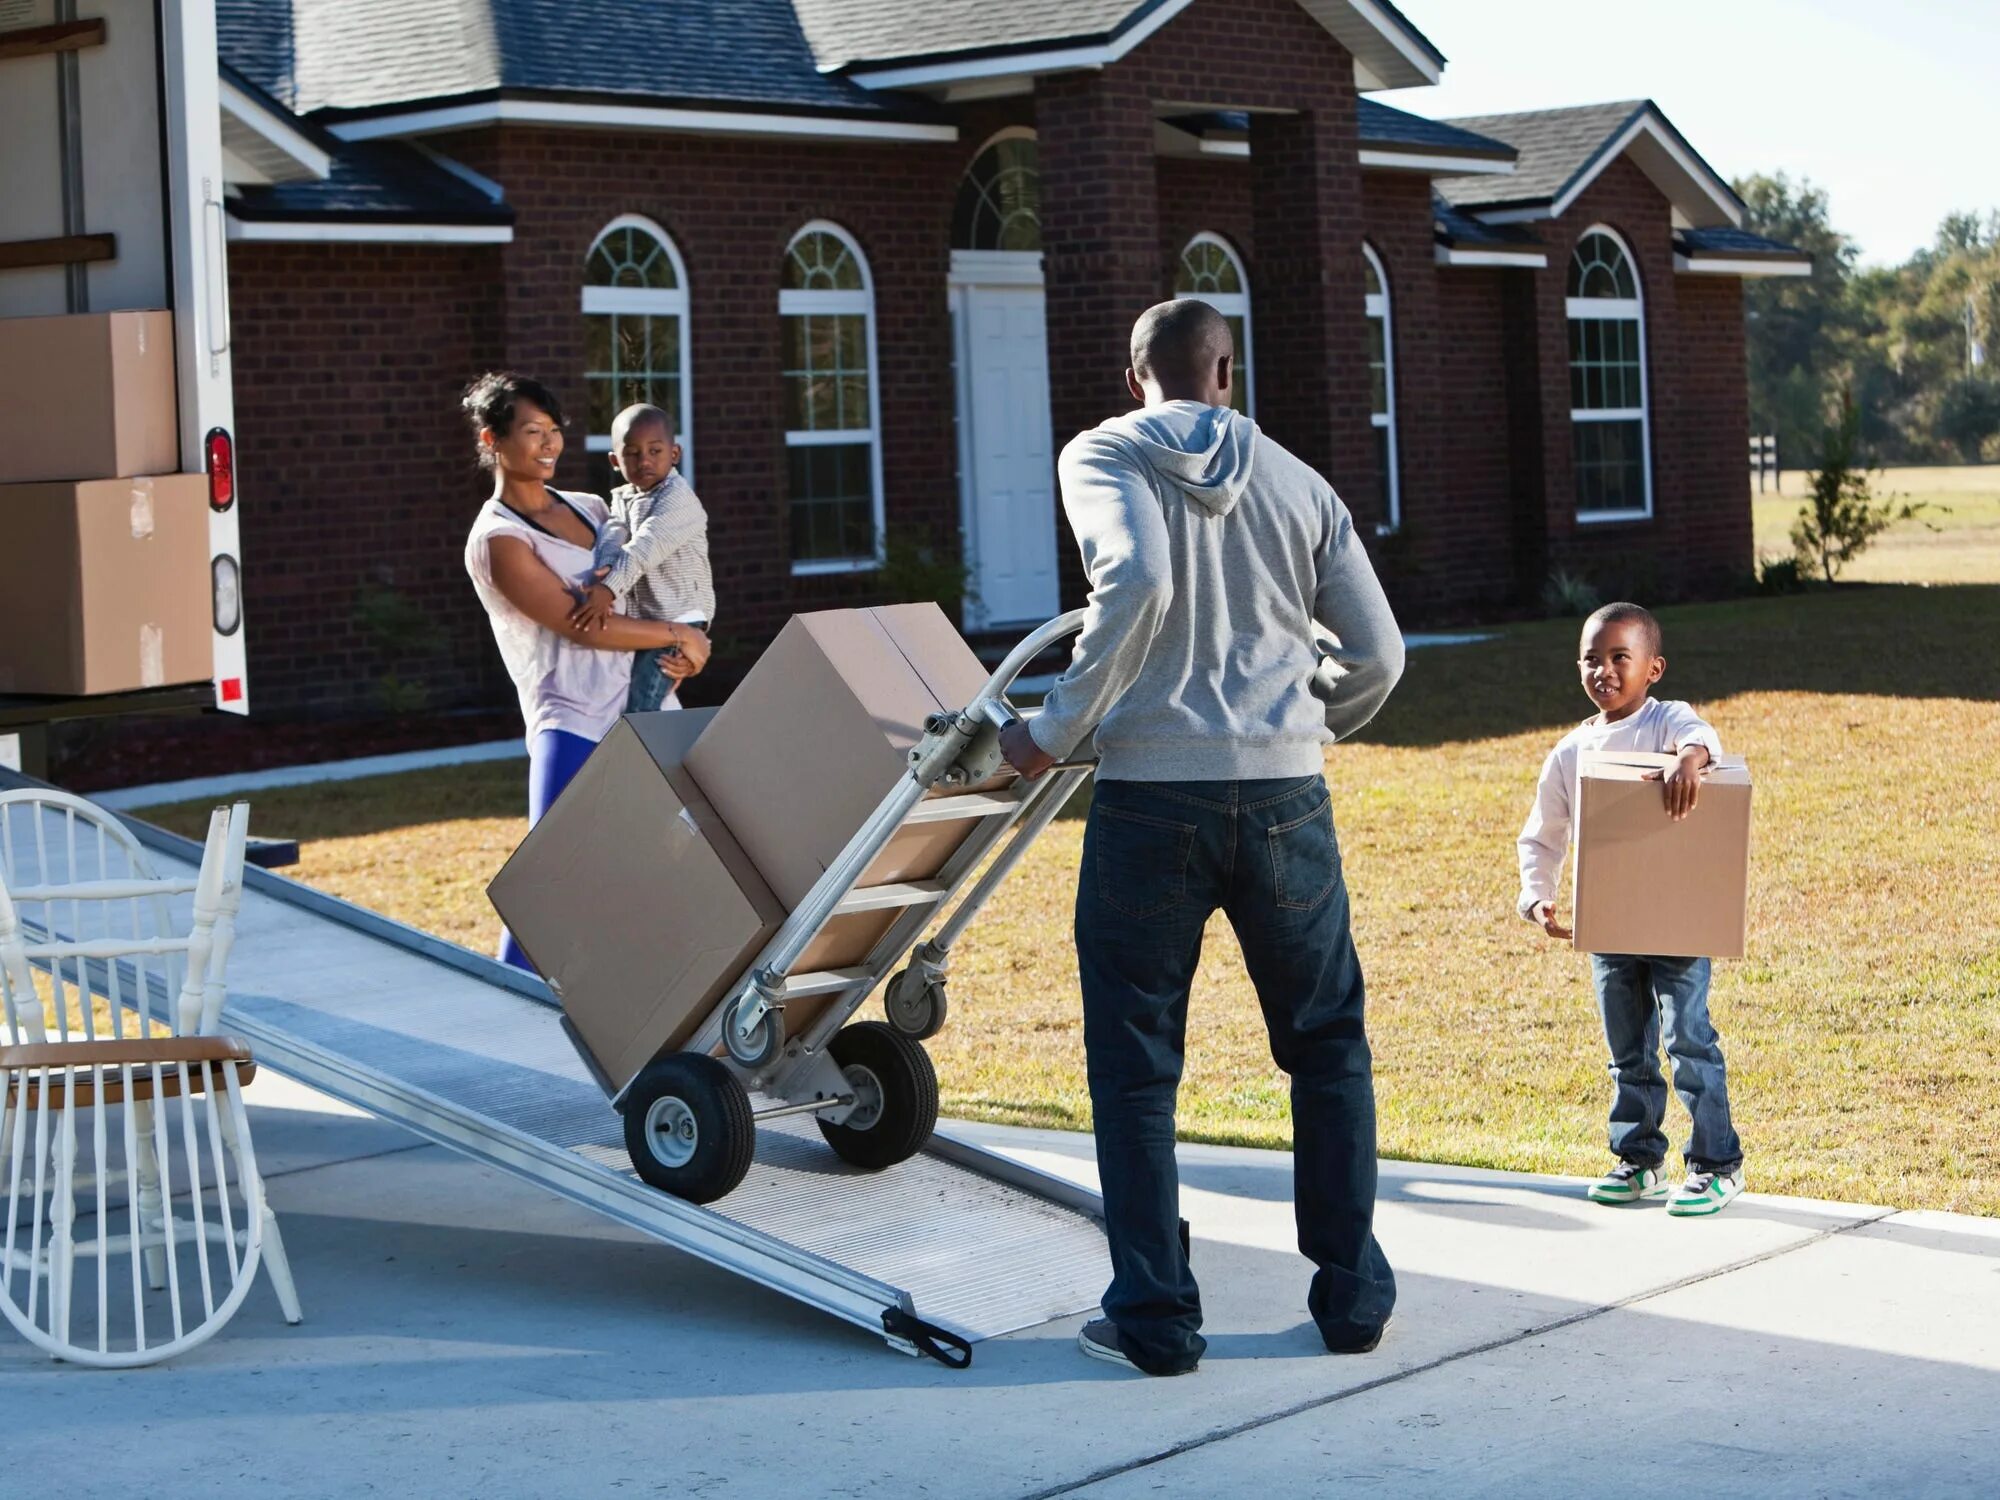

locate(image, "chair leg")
[[258, 1206, 302, 1325], [131, 1100, 168, 1290], [213, 1092, 302, 1325], [49, 1108, 78, 1352]]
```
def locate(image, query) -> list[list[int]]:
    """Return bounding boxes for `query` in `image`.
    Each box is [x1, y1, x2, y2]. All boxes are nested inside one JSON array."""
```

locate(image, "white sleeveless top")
[[464, 489, 634, 746]]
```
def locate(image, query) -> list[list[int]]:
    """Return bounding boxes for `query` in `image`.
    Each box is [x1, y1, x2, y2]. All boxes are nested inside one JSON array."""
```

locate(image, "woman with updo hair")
[[460, 371, 711, 969]]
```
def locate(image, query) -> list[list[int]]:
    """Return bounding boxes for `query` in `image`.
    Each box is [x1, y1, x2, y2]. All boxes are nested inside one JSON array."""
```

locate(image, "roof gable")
[[784, 0, 1444, 92], [1434, 100, 1743, 229]]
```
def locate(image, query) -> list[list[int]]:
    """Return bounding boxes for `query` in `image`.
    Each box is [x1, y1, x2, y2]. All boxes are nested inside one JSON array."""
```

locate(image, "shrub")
[[876, 527, 976, 621], [1791, 388, 1934, 583], [1541, 569, 1601, 617], [1755, 553, 1809, 595]]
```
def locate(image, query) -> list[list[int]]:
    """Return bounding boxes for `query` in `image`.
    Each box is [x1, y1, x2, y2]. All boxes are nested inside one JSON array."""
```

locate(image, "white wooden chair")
[[0, 790, 301, 1366]]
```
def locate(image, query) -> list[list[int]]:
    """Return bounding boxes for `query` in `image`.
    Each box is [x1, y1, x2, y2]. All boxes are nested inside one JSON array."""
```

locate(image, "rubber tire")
[[816, 1022, 939, 1171], [622, 1053, 756, 1204], [884, 968, 948, 1041]]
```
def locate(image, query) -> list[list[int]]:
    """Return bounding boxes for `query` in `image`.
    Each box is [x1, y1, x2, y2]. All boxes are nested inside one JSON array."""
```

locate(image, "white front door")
[[954, 270, 1059, 629]]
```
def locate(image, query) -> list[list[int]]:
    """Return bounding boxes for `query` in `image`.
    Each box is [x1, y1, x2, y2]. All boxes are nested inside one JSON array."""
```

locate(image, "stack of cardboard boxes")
[[0, 310, 211, 696], [489, 603, 1011, 1096]]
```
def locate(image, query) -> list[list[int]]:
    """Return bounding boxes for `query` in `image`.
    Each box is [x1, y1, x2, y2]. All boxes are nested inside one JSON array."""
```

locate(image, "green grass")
[[140, 577, 2000, 1217], [1753, 464, 2000, 584]]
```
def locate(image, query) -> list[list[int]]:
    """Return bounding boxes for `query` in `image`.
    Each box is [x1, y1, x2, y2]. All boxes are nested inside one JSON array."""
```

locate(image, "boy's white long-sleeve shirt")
[[597, 470, 717, 625], [1515, 697, 1724, 922]]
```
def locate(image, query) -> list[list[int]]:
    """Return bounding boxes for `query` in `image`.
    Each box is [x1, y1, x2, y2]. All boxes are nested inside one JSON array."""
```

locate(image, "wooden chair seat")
[[2, 1037, 257, 1110]]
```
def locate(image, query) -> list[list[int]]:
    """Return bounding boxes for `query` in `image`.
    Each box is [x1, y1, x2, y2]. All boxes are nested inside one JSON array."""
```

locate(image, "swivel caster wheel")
[[884, 966, 949, 1040]]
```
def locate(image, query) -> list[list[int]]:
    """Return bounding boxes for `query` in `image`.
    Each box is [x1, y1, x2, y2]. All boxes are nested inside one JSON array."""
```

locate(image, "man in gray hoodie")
[[999, 299, 1404, 1376]]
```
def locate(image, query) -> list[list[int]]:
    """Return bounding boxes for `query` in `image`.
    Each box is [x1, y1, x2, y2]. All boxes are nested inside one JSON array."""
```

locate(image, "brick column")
[[1036, 71, 1163, 608], [1248, 107, 1373, 513]]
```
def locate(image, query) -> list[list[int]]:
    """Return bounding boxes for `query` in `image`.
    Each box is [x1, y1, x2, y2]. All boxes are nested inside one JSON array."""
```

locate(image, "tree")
[[1734, 173, 1859, 463], [1791, 389, 1927, 584]]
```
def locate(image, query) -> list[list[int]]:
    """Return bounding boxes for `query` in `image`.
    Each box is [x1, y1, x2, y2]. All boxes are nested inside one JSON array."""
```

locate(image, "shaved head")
[[1129, 299, 1233, 393], [1584, 601, 1662, 656], [610, 402, 674, 447]]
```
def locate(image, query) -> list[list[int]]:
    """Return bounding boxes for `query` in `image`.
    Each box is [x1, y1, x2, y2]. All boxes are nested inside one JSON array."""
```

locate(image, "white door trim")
[[950, 256, 1057, 631], [949, 249, 1045, 288]]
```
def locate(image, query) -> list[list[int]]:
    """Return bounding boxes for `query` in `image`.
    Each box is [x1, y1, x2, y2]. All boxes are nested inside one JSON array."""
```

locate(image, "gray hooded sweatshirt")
[[1027, 401, 1404, 782]]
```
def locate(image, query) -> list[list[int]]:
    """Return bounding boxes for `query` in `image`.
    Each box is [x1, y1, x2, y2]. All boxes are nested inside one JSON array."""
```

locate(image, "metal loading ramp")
[[2, 777, 1111, 1360]]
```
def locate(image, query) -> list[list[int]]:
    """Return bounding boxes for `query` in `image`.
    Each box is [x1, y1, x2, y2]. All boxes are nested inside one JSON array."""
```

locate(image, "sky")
[[1379, 0, 1999, 267]]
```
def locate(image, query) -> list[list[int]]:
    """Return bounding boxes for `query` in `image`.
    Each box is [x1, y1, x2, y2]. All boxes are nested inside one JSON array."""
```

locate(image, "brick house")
[[212, 0, 1807, 714]]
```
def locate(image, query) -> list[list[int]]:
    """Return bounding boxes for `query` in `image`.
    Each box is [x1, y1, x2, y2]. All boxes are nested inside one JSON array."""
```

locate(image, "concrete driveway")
[[4, 1074, 1993, 1498]]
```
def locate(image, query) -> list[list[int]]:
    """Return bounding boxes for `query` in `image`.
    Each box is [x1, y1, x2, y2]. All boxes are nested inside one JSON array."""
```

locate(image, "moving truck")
[[0, 0, 247, 776]]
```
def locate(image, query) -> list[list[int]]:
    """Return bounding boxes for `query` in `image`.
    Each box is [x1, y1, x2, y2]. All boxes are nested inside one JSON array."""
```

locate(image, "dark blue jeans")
[[1589, 953, 1743, 1174], [1076, 775, 1396, 1373]]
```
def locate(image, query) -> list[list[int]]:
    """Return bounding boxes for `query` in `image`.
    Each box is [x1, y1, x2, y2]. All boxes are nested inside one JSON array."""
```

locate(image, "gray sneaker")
[[1077, 1318, 1197, 1376]]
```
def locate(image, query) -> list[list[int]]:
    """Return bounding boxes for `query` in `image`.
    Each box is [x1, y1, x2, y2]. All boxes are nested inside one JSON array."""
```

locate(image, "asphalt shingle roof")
[[792, 0, 1152, 71], [218, 0, 934, 120], [1431, 196, 1543, 250], [1431, 100, 1647, 211], [1357, 99, 1512, 159], [793, 0, 1443, 72], [228, 138, 516, 224], [1676, 225, 1808, 260]]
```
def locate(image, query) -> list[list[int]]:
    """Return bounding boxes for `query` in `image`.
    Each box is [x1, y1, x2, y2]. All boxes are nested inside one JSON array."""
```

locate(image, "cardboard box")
[[1572, 751, 1753, 959], [487, 709, 896, 1094], [683, 604, 1002, 914], [0, 311, 179, 484], [0, 475, 211, 695]]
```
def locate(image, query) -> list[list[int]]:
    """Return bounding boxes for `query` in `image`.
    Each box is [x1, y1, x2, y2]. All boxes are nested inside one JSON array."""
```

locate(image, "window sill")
[[1574, 509, 1654, 526], [791, 558, 882, 577]]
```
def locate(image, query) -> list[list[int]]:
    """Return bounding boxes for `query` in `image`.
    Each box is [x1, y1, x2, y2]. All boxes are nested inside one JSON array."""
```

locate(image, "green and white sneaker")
[[1668, 1169, 1743, 1216], [1586, 1161, 1670, 1204]]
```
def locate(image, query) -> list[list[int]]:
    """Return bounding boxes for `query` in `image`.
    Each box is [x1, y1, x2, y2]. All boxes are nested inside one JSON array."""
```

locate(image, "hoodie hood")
[[1103, 401, 1258, 518]]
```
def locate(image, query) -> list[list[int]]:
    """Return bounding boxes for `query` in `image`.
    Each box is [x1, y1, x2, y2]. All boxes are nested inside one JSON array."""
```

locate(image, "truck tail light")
[[206, 427, 235, 511]]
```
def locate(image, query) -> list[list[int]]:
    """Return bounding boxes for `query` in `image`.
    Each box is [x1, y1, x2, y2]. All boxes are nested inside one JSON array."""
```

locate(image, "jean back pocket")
[[1267, 795, 1338, 911], [1094, 805, 1196, 920]]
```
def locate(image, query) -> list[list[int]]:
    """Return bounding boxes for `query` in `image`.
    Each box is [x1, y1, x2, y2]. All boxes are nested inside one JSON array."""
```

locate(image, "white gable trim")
[[1435, 245, 1547, 268], [327, 99, 958, 145], [1548, 109, 1742, 229], [845, 0, 1439, 93], [1674, 254, 1813, 278], [219, 77, 332, 182], [1360, 147, 1514, 176], [226, 217, 513, 244]]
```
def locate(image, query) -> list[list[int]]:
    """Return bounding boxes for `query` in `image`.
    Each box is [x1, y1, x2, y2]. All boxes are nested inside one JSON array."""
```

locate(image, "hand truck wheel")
[[816, 1021, 939, 1171], [883, 965, 948, 1041], [722, 994, 786, 1070], [622, 1053, 756, 1203]]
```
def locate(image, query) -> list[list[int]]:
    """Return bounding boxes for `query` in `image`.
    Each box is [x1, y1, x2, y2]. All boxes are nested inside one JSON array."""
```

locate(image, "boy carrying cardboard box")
[[1515, 602, 1746, 1217]]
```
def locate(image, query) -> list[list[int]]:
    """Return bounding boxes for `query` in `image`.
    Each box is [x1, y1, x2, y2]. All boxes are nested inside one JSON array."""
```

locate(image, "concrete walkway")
[[4, 1075, 1993, 1498]]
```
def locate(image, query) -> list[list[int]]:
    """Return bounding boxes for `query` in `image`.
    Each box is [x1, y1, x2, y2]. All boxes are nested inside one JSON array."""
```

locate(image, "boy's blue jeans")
[[1589, 953, 1743, 1174], [625, 650, 678, 714], [1075, 775, 1396, 1374]]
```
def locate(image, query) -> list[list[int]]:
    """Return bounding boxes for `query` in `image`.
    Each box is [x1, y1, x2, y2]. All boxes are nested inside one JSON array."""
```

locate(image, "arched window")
[[781, 223, 883, 570], [1363, 244, 1399, 531], [953, 133, 1041, 251], [1174, 233, 1254, 416], [1566, 227, 1651, 518], [583, 216, 692, 476]]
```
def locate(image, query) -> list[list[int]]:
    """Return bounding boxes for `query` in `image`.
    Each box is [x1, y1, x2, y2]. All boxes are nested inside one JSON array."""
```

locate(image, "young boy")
[[570, 403, 716, 711], [1516, 602, 1745, 1217]]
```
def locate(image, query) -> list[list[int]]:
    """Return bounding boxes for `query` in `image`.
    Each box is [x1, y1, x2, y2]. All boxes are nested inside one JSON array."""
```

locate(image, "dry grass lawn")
[[139, 581, 2000, 1216], [1753, 464, 2000, 584]]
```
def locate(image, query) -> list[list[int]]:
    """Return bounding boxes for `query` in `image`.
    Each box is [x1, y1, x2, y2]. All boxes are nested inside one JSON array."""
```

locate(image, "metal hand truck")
[[609, 611, 1093, 1205]]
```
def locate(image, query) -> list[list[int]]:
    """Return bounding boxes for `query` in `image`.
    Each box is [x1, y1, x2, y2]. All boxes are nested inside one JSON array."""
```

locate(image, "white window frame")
[[1173, 231, 1255, 419], [582, 214, 693, 479], [1565, 224, 1653, 523], [781, 220, 885, 575], [1362, 242, 1401, 534]]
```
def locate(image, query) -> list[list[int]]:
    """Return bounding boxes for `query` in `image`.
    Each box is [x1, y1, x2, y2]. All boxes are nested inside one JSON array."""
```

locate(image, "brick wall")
[[227, 243, 504, 714], [1516, 156, 1751, 604]]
